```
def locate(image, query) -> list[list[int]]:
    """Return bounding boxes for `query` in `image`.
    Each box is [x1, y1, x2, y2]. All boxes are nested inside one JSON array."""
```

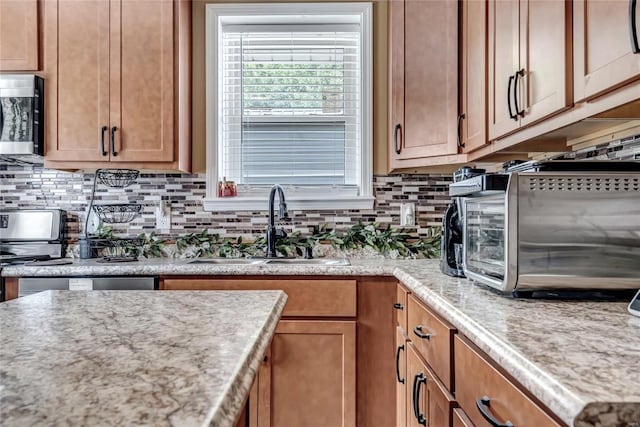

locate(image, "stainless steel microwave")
[[0, 74, 44, 157], [459, 167, 640, 294]]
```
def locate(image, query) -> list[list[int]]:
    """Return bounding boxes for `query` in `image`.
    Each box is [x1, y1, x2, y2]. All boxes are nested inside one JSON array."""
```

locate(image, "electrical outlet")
[[400, 203, 415, 227], [156, 201, 171, 231], [85, 208, 100, 234]]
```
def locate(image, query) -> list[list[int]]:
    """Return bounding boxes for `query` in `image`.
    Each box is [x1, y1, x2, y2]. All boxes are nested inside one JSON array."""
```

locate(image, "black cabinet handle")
[[476, 396, 514, 427], [395, 345, 405, 384], [100, 126, 108, 156], [412, 373, 427, 425], [457, 113, 465, 148], [393, 303, 404, 310], [631, 0, 640, 53], [393, 123, 402, 154], [507, 74, 516, 120], [514, 69, 525, 118], [413, 325, 431, 340], [110, 126, 118, 157]]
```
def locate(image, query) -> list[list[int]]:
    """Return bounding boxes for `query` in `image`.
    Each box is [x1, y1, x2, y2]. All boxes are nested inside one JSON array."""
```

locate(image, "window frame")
[[204, 2, 373, 212]]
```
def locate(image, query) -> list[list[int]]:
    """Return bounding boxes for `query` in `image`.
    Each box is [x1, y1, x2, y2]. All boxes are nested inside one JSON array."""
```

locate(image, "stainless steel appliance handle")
[[631, 0, 640, 53]]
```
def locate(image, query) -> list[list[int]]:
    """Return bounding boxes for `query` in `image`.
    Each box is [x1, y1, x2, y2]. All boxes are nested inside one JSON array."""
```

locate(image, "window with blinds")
[[218, 27, 362, 188]]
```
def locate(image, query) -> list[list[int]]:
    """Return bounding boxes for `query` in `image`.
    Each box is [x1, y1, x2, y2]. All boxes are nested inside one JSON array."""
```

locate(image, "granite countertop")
[[0, 290, 287, 427], [2, 258, 639, 426]]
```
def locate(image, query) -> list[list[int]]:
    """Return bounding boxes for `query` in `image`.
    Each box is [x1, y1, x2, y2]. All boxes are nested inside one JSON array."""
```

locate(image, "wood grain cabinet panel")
[[43, 0, 111, 162], [454, 335, 561, 427], [44, 0, 190, 171], [269, 320, 356, 427], [388, 0, 458, 169], [574, 0, 640, 101], [460, 0, 488, 153], [406, 294, 456, 391], [488, 0, 571, 139], [0, 0, 38, 71], [161, 278, 357, 317], [452, 408, 474, 427], [405, 344, 455, 427]]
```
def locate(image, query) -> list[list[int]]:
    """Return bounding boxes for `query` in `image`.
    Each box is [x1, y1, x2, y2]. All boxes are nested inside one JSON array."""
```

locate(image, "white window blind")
[[219, 28, 362, 188]]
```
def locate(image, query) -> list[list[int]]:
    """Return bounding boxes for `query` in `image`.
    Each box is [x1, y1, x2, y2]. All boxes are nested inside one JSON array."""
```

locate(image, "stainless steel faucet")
[[265, 184, 291, 258]]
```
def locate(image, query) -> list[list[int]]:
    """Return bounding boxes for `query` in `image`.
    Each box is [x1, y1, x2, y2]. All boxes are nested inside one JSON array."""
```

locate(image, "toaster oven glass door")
[[464, 197, 505, 281]]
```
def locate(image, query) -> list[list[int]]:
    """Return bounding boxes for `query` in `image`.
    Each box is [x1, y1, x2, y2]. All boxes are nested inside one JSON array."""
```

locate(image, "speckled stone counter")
[[0, 290, 287, 427], [2, 258, 640, 426]]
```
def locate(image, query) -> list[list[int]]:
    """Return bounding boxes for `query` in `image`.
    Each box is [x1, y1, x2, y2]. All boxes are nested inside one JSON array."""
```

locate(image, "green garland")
[[94, 222, 441, 259]]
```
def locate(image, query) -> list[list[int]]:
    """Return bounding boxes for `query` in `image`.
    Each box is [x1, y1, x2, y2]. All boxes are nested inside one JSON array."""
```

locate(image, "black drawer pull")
[[457, 113, 465, 148], [110, 126, 118, 157], [476, 396, 514, 427], [412, 373, 427, 425], [100, 126, 108, 156], [393, 302, 404, 310], [413, 325, 431, 340], [514, 69, 525, 118], [631, 0, 640, 53], [395, 344, 405, 384], [507, 74, 516, 120], [393, 123, 402, 154]]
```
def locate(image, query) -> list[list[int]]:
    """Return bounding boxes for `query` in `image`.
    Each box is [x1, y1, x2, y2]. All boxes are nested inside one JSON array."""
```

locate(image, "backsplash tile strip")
[[0, 165, 451, 244]]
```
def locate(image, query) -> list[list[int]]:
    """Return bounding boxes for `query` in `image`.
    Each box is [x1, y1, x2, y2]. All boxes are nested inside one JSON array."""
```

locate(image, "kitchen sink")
[[187, 258, 350, 266], [263, 258, 351, 266], [187, 258, 267, 265]]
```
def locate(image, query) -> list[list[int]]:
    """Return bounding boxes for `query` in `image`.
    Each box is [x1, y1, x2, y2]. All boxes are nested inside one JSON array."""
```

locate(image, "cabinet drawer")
[[453, 408, 474, 427], [407, 294, 456, 390], [394, 284, 409, 331], [454, 336, 562, 427], [162, 279, 357, 317], [406, 344, 455, 427]]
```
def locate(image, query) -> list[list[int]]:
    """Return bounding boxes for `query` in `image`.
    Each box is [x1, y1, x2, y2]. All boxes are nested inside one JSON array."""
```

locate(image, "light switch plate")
[[400, 203, 415, 226], [156, 201, 171, 231]]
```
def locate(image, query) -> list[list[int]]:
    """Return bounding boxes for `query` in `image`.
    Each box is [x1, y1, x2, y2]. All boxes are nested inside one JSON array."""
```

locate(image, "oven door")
[[462, 194, 512, 291]]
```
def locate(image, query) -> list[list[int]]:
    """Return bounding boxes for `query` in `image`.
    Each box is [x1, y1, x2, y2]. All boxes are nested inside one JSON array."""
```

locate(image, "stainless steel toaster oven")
[[453, 161, 640, 294]]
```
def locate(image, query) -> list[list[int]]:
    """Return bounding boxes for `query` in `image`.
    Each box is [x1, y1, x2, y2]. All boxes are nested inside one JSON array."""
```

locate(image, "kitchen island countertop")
[[0, 290, 287, 427], [2, 258, 640, 426]]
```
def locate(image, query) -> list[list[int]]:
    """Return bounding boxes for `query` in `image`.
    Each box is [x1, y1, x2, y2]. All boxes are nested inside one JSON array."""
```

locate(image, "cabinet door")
[[0, 0, 38, 70], [389, 0, 458, 167], [44, 0, 111, 162], [574, 0, 640, 101], [487, 0, 519, 139], [395, 327, 408, 427], [269, 320, 356, 427], [110, 0, 174, 162], [460, 0, 487, 153], [519, 0, 571, 126]]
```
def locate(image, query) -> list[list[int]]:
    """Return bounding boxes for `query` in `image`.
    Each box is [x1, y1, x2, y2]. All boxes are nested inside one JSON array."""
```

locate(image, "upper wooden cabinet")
[[43, 0, 191, 171], [388, 0, 459, 169], [574, 0, 640, 102], [0, 0, 38, 71], [488, 0, 572, 140], [459, 0, 488, 153]]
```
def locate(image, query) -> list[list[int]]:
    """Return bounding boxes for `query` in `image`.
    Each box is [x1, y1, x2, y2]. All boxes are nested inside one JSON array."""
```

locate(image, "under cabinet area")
[[161, 275, 397, 427], [42, 0, 191, 171]]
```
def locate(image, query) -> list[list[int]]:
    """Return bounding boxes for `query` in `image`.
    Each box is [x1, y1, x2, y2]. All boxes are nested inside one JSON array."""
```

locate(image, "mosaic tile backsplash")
[[2, 133, 638, 248], [0, 166, 452, 245]]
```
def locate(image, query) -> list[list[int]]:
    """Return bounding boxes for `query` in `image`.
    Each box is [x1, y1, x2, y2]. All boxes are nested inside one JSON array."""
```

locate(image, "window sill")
[[202, 195, 375, 212]]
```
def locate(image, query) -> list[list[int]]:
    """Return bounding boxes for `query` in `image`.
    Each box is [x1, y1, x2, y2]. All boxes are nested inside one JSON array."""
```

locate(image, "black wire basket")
[[96, 169, 140, 188], [92, 204, 142, 224]]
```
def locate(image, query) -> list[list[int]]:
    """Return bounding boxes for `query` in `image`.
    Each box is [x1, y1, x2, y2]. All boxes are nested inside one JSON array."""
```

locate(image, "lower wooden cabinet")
[[405, 343, 455, 427], [266, 320, 356, 427]]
